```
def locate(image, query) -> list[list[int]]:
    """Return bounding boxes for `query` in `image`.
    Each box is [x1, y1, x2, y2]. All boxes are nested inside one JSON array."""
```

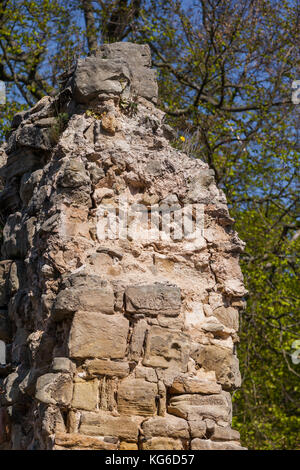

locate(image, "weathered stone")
[[0, 261, 12, 307], [1, 213, 35, 259], [191, 438, 246, 450], [0, 309, 10, 342], [20, 170, 43, 205], [169, 376, 222, 395], [54, 432, 117, 450], [68, 311, 129, 359], [142, 414, 189, 439], [85, 359, 129, 378], [8, 261, 26, 296], [52, 357, 75, 374], [125, 283, 181, 316], [118, 378, 157, 416], [73, 57, 132, 104], [71, 379, 98, 411], [192, 344, 241, 390], [213, 306, 239, 331], [119, 441, 138, 450], [189, 419, 207, 439], [168, 393, 231, 423], [211, 425, 240, 442], [0, 149, 43, 181], [129, 319, 148, 361], [79, 411, 141, 442], [1, 365, 31, 405], [53, 277, 115, 321], [141, 437, 184, 450], [59, 159, 90, 188], [143, 326, 190, 370], [35, 373, 73, 406], [101, 113, 117, 135], [135, 365, 157, 383], [0, 184, 20, 216]]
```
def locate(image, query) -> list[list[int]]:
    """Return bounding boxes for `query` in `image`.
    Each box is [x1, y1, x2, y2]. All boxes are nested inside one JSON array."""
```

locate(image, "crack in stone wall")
[[0, 42, 247, 450]]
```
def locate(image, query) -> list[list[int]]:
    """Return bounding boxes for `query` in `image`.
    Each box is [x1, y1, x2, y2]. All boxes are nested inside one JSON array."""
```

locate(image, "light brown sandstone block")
[[71, 379, 98, 411], [169, 376, 222, 395], [68, 311, 129, 359], [125, 283, 181, 316], [118, 378, 158, 416], [54, 432, 117, 450], [191, 438, 246, 450], [143, 326, 190, 370], [141, 437, 184, 450], [79, 411, 142, 442], [141, 414, 189, 439], [85, 359, 130, 378]]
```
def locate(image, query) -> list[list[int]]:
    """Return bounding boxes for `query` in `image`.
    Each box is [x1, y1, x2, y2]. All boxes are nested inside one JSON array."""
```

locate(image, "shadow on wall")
[[0, 340, 5, 364]]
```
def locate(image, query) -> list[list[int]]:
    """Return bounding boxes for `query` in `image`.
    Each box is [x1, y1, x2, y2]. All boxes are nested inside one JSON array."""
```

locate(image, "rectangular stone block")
[[168, 393, 231, 423], [125, 283, 181, 316], [169, 376, 221, 395], [211, 425, 240, 442], [79, 411, 142, 442], [118, 378, 157, 417], [192, 344, 241, 390], [54, 432, 117, 450], [53, 277, 115, 321], [68, 312, 129, 359], [141, 437, 184, 450], [85, 359, 129, 378], [141, 414, 189, 439], [191, 438, 246, 450], [71, 379, 98, 411], [143, 326, 190, 370]]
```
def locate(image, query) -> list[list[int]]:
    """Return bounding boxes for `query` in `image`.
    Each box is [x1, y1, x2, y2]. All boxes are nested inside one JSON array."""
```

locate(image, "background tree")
[[0, 0, 299, 449]]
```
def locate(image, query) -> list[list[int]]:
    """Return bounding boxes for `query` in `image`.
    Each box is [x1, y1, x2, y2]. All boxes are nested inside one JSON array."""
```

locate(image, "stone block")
[[52, 357, 75, 374], [118, 378, 157, 416], [85, 359, 129, 378], [68, 311, 129, 359], [169, 376, 222, 395], [142, 414, 189, 439], [54, 432, 117, 450], [129, 319, 148, 361], [141, 437, 184, 450], [35, 373, 73, 406], [119, 442, 138, 450], [143, 326, 190, 370], [73, 57, 131, 104], [191, 438, 246, 450], [189, 419, 206, 439], [98, 42, 158, 103], [125, 283, 181, 316], [53, 275, 115, 321], [211, 425, 240, 442], [79, 411, 141, 442], [192, 344, 241, 390], [71, 379, 98, 411], [168, 393, 231, 423]]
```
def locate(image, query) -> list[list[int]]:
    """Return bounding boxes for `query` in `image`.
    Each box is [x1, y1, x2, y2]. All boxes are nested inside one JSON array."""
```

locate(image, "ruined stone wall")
[[0, 43, 247, 450]]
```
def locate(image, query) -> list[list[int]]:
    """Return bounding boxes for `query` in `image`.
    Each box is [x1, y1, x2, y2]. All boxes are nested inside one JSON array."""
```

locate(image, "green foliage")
[[49, 112, 69, 143]]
